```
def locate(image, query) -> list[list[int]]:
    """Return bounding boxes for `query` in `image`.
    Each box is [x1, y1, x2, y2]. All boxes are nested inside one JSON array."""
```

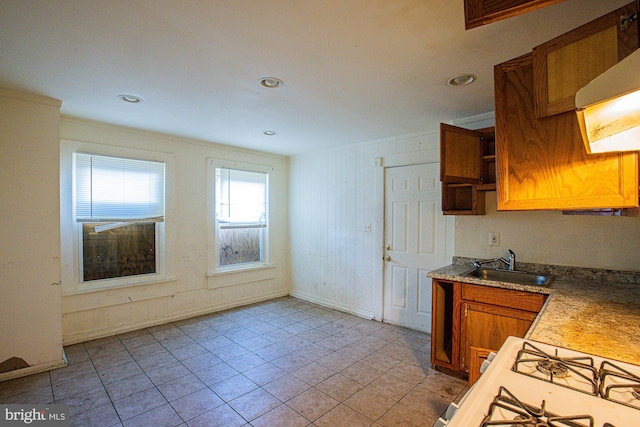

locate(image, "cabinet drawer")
[[461, 283, 546, 312]]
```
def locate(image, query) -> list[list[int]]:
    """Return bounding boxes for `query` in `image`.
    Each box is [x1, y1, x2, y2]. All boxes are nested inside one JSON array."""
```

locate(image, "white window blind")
[[75, 153, 165, 222], [216, 168, 267, 229]]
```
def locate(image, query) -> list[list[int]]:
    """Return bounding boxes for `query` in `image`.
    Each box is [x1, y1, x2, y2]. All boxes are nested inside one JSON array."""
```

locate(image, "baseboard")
[[62, 289, 288, 345], [0, 358, 67, 383], [380, 317, 431, 334], [289, 289, 375, 320]]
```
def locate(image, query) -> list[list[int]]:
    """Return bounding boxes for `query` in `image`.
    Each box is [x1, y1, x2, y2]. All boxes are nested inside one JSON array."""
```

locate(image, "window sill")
[[207, 264, 277, 289], [62, 275, 178, 297]]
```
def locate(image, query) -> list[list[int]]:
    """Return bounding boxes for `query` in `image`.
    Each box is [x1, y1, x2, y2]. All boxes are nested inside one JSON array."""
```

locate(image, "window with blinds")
[[74, 153, 165, 282], [75, 153, 165, 222]]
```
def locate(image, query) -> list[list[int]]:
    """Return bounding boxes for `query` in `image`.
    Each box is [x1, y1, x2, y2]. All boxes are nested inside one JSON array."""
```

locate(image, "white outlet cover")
[[489, 232, 500, 246]]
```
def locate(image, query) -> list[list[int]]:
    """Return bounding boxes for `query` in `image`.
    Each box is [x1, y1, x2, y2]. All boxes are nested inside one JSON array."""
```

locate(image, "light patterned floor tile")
[[286, 388, 339, 422], [0, 297, 470, 427], [315, 403, 374, 427]]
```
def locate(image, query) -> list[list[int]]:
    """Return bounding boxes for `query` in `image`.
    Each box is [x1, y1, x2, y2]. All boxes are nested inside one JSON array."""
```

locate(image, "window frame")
[[60, 140, 176, 294], [207, 159, 273, 274]]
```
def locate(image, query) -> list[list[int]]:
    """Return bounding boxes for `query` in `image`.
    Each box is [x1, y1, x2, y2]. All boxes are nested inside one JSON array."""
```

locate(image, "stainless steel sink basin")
[[465, 268, 554, 286]]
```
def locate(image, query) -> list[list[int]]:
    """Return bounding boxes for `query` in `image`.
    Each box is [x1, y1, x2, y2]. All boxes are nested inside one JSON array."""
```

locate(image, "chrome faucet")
[[473, 249, 516, 271], [501, 249, 516, 271]]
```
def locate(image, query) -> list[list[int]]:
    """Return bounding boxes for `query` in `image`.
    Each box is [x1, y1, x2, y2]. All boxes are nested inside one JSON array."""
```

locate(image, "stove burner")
[[481, 386, 594, 427], [510, 415, 537, 427], [536, 359, 570, 378], [512, 342, 599, 396]]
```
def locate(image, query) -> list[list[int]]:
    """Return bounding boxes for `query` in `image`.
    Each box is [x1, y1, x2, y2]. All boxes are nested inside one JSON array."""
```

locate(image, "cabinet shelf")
[[477, 183, 496, 192], [442, 183, 485, 215]]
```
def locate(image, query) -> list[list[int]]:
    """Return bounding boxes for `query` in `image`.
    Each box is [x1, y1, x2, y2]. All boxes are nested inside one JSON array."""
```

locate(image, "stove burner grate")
[[512, 342, 599, 396], [599, 360, 640, 410], [481, 386, 594, 427]]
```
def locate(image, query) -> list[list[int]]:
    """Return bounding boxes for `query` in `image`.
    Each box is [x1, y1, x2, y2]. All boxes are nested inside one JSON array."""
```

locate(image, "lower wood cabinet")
[[431, 279, 547, 380], [460, 301, 537, 373]]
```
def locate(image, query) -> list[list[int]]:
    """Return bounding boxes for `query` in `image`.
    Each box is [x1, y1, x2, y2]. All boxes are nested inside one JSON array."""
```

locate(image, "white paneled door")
[[383, 163, 445, 332]]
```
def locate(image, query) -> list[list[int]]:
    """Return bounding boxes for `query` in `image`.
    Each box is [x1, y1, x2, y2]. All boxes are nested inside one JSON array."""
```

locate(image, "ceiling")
[[0, 0, 630, 155]]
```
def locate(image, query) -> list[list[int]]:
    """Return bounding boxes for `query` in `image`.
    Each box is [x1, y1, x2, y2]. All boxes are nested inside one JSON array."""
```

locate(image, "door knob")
[[384, 255, 391, 262]]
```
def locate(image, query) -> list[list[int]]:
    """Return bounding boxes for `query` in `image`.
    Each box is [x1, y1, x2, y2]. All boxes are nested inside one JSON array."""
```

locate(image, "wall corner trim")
[[0, 87, 62, 107]]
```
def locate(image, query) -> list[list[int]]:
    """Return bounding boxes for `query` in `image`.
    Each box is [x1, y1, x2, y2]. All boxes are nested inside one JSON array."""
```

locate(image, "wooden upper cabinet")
[[464, 0, 568, 30], [440, 124, 496, 188], [533, 2, 639, 118], [440, 124, 496, 215], [494, 53, 639, 211]]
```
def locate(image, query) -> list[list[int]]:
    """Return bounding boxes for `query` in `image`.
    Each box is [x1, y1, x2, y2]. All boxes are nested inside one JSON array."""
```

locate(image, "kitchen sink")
[[465, 268, 554, 286]]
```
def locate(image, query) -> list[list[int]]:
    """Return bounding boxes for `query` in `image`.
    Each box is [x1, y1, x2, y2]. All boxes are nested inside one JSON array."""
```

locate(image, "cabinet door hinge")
[[620, 12, 637, 31], [464, 305, 468, 318]]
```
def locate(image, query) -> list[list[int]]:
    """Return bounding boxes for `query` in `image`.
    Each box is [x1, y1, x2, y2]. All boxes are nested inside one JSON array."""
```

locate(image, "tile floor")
[[0, 297, 467, 426]]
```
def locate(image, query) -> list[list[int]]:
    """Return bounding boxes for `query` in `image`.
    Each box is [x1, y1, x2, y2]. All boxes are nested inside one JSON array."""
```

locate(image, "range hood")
[[575, 48, 640, 154]]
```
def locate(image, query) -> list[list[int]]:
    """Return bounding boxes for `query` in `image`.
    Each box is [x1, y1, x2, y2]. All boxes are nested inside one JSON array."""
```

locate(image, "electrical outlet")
[[489, 232, 500, 246]]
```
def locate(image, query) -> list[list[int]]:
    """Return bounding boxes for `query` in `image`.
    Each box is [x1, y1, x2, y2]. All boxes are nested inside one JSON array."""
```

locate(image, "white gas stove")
[[440, 336, 640, 427]]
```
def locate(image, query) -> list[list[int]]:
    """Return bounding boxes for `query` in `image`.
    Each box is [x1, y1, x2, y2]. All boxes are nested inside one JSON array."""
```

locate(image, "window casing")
[[74, 153, 166, 285], [214, 167, 269, 270]]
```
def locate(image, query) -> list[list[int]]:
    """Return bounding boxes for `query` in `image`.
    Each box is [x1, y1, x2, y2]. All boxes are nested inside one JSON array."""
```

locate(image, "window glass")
[[215, 168, 268, 268], [82, 222, 156, 281]]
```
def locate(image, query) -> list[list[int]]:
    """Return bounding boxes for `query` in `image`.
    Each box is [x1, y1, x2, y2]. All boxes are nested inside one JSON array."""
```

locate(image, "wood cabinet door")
[[464, 0, 567, 30], [494, 53, 639, 211], [440, 123, 483, 184], [460, 301, 536, 373], [533, 2, 638, 118], [469, 347, 493, 386]]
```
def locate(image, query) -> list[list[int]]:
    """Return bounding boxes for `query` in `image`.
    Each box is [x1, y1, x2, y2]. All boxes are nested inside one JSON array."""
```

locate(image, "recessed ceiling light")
[[447, 74, 477, 86], [263, 130, 276, 136], [259, 77, 284, 88], [118, 94, 144, 103]]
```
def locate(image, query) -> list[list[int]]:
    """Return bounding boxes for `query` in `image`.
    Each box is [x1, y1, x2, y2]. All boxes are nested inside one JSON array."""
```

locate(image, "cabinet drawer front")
[[461, 283, 546, 312]]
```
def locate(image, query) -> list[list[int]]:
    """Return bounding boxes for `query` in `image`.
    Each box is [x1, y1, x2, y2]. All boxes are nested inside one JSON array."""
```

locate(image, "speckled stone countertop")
[[428, 260, 640, 365]]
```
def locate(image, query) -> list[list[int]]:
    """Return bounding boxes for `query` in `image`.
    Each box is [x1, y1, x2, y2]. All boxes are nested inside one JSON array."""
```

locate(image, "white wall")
[[455, 192, 640, 271], [289, 111, 640, 323], [289, 129, 455, 320], [60, 118, 289, 344], [0, 88, 64, 379]]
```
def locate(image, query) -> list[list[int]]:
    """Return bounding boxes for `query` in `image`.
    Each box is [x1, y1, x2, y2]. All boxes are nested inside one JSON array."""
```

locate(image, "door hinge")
[[464, 305, 468, 318], [620, 12, 637, 31]]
